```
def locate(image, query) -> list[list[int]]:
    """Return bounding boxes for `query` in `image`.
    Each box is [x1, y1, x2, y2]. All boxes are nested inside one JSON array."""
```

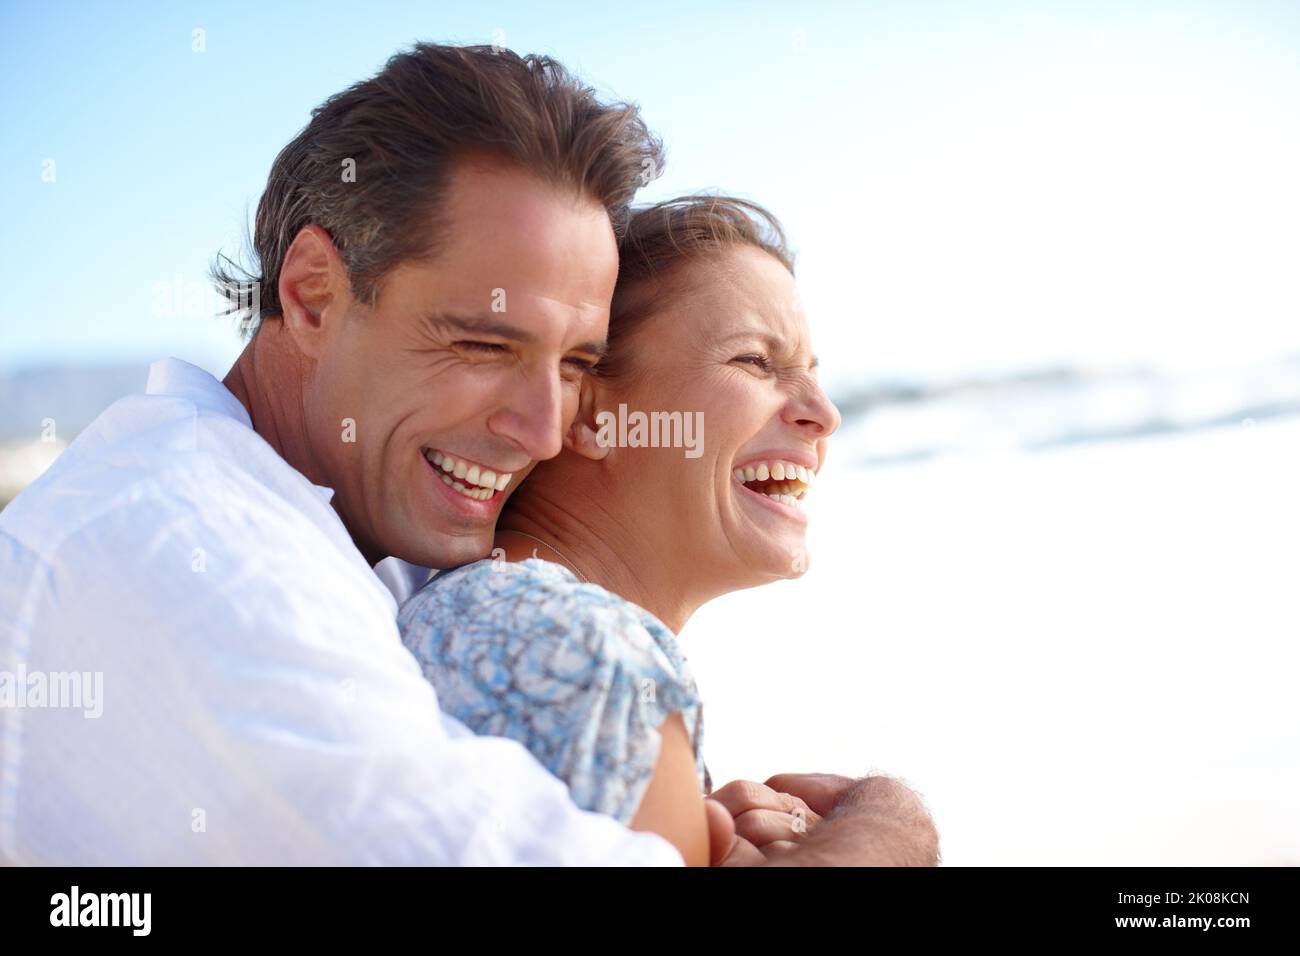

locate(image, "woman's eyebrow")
[[718, 329, 818, 368], [718, 329, 782, 350]]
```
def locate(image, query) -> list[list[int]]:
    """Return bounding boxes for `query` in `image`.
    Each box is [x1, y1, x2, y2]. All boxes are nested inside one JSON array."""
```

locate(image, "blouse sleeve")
[[398, 559, 705, 825]]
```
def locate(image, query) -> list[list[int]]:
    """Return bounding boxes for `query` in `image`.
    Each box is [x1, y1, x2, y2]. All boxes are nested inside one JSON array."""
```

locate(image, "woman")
[[398, 195, 841, 865]]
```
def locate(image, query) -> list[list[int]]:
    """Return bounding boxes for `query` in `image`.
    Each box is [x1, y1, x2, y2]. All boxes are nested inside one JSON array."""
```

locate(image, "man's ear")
[[564, 376, 612, 461], [277, 224, 349, 359]]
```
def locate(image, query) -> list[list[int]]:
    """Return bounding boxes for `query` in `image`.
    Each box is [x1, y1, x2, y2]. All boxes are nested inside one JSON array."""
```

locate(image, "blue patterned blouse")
[[397, 557, 711, 825]]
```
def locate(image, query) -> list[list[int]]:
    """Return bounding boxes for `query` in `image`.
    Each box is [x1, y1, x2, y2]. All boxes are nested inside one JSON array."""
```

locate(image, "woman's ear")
[[564, 376, 612, 461]]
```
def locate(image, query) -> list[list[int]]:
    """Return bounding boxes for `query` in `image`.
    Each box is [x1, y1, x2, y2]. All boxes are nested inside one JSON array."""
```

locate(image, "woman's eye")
[[733, 353, 772, 371]]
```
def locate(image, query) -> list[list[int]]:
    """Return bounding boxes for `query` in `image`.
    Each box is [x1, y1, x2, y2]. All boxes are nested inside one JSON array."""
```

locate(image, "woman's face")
[[599, 245, 841, 589]]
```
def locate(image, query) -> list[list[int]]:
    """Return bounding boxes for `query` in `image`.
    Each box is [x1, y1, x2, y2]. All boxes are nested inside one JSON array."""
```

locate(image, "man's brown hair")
[[213, 42, 663, 335], [598, 194, 795, 379]]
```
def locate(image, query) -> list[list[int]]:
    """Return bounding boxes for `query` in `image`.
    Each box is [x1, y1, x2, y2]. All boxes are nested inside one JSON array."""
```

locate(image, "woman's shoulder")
[[396, 555, 711, 819], [403, 554, 602, 606], [401, 556, 675, 661]]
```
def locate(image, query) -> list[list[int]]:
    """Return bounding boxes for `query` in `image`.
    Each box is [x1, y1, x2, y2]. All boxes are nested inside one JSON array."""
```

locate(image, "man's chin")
[[394, 530, 495, 572]]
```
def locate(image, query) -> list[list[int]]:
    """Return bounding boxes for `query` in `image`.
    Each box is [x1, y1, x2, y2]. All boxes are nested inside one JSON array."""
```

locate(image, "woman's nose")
[[786, 381, 841, 438]]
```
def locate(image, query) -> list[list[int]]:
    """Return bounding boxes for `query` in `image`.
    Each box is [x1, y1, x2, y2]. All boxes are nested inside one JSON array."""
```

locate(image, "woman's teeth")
[[733, 461, 813, 484], [732, 459, 813, 507], [424, 449, 513, 501]]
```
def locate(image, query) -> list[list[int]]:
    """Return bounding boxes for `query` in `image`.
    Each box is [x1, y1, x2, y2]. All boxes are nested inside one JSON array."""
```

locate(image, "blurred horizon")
[[5, 0, 1300, 391]]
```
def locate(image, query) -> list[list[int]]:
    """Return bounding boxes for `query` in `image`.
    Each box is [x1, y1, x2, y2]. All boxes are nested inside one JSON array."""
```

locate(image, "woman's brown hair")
[[600, 194, 795, 378]]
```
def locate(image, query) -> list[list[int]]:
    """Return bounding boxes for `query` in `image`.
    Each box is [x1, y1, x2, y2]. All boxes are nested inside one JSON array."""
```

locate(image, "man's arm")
[[712, 773, 940, 867], [6, 484, 686, 866]]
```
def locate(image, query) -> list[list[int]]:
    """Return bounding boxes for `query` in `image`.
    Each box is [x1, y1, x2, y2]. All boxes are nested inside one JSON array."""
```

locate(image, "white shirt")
[[0, 358, 681, 865]]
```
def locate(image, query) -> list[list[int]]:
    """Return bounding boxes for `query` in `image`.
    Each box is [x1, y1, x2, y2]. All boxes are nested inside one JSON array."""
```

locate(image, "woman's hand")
[[711, 773, 941, 867], [707, 776, 829, 860]]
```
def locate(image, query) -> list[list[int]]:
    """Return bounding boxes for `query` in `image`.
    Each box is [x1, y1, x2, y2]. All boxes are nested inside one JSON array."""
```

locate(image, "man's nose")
[[489, 365, 567, 463]]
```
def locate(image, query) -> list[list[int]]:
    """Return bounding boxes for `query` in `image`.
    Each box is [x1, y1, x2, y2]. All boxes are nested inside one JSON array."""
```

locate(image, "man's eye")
[[561, 357, 596, 380], [733, 353, 772, 371], [456, 341, 507, 354]]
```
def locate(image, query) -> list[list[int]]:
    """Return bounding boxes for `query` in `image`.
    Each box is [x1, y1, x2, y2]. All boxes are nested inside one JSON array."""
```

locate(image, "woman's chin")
[[727, 479, 813, 581], [734, 534, 810, 584]]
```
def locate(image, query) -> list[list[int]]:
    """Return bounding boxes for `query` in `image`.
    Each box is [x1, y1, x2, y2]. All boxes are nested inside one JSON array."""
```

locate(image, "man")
[[0, 43, 937, 865]]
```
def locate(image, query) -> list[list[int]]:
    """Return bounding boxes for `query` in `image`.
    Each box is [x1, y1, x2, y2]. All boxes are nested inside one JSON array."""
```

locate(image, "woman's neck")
[[495, 488, 705, 635]]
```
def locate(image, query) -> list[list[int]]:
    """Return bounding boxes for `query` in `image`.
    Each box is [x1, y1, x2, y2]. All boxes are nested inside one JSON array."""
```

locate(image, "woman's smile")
[[731, 454, 818, 509]]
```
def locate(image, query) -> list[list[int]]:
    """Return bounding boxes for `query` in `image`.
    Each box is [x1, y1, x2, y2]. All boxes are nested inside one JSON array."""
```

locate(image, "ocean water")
[[684, 414, 1300, 865]]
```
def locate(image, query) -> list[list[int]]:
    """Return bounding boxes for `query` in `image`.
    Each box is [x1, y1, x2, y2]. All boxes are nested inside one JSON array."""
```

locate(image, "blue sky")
[[3, 0, 1299, 392]]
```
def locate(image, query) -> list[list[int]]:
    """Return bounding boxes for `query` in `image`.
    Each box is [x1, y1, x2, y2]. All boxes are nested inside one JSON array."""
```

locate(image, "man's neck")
[[224, 324, 322, 484], [222, 325, 379, 563]]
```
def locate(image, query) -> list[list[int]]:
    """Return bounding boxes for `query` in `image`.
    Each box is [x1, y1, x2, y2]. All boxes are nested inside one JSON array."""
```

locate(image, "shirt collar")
[[146, 357, 336, 504]]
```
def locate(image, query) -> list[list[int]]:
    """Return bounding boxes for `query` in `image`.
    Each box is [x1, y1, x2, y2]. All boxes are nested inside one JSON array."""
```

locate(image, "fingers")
[[704, 798, 736, 867], [733, 807, 820, 847], [707, 790, 774, 868], [761, 840, 801, 859], [714, 833, 769, 867], [708, 778, 818, 822], [762, 772, 857, 817]]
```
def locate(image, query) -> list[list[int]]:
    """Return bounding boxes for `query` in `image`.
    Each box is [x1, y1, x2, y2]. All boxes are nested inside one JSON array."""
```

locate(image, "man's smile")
[[422, 447, 514, 502]]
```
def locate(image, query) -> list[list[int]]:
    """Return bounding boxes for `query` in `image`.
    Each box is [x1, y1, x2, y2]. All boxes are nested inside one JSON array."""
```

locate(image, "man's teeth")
[[424, 449, 513, 499]]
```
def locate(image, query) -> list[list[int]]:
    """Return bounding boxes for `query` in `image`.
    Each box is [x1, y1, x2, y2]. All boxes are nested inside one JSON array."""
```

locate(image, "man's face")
[[305, 159, 617, 568]]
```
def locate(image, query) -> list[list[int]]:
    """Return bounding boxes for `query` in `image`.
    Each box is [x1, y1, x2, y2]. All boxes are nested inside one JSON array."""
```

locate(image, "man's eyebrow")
[[423, 312, 607, 357], [424, 312, 538, 343]]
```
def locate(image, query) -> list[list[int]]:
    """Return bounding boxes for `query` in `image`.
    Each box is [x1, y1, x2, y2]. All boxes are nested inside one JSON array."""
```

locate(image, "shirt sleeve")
[[0, 465, 682, 866], [399, 560, 705, 825]]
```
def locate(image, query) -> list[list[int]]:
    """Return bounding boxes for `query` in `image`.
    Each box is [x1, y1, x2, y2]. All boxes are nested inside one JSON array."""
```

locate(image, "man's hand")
[[762, 772, 858, 816], [707, 772, 940, 867]]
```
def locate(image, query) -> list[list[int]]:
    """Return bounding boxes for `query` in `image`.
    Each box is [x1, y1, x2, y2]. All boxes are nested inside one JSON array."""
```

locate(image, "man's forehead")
[[391, 210, 616, 305], [440, 157, 607, 241]]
